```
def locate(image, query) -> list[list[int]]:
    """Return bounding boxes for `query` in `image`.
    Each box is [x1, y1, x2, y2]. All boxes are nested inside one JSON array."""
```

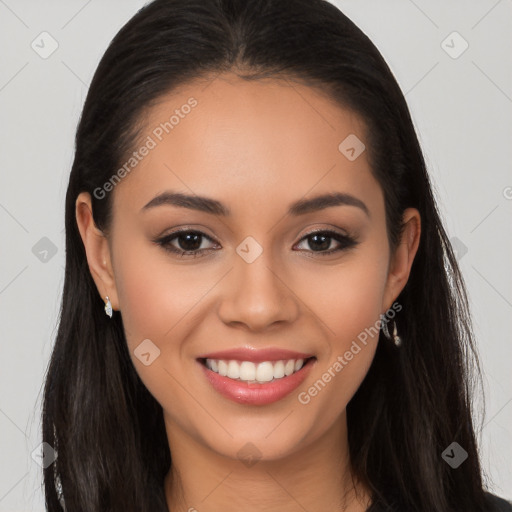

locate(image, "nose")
[[217, 250, 300, 332]]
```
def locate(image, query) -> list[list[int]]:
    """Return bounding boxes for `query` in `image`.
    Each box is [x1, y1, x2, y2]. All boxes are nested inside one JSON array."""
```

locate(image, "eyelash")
[[154, 227, 358, 258]]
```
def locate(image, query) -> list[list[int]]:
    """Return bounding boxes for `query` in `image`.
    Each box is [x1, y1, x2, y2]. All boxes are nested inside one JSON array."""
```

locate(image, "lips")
[[196, 347, 317, 405]]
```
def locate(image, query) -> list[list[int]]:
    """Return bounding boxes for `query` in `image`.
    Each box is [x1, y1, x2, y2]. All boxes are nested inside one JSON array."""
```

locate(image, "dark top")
[[366, 492, 512, 511], [488, 494, 512, 512]]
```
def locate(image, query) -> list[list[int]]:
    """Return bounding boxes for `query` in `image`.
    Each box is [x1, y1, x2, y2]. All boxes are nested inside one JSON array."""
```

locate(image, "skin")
[[76, 72, 420, 512]]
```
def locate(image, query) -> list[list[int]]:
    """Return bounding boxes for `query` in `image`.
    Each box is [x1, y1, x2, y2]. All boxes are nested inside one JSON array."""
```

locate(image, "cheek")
[[298, 249, 389, 346], [297, 278, 382, 423], [113, 236, 212, 347], [294, 243, 388, 410], [111, 240, 210, 418], [111, 234, 228, 411]]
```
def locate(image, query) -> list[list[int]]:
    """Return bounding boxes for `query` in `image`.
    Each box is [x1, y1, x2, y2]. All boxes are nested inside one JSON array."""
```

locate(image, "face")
[[77, 72, 419, 463]]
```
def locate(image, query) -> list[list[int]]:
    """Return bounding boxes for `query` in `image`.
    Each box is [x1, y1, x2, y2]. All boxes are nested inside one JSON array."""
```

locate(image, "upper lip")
[[197, 347, 315, 363]]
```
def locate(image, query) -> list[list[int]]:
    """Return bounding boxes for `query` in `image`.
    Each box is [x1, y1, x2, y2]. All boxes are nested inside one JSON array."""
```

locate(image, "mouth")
[[197, 356, 317, 405], [198, 356, 316, 384]]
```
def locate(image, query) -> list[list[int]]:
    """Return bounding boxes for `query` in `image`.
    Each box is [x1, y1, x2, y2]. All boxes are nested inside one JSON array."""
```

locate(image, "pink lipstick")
[[197, 347, 316, 405]]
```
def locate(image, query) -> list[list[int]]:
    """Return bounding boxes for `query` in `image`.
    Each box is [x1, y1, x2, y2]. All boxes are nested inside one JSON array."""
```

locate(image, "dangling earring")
[[381, 315, 402, 347], [104, 296, 113, 318]]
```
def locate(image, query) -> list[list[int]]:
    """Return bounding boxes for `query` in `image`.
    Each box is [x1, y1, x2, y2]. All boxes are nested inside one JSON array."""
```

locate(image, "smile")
[[198, 356, 317, 405], [203, 358, 308, 383]]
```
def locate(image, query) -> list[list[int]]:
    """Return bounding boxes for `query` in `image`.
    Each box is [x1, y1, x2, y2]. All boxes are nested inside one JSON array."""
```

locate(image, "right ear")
[[75, 192, 119, 312]]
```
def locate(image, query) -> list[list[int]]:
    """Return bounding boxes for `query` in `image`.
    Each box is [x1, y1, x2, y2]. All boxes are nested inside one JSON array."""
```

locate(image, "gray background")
[[0, 0, 511, 509]]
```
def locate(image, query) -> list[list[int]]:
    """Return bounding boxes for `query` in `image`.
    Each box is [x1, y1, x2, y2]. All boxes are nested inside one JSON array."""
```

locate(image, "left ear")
[[382, 208, 421, 312]]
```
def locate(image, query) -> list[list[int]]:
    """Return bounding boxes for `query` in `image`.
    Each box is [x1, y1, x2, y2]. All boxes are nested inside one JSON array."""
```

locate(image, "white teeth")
[[205, 358, 307, 383], [217, 360, 228, 377], [256, 361, 274, 382], [227, 360, 240, 379], [239, 361, 256, 381], [285, 360, 295, 376], [273, 360, 285, 379]]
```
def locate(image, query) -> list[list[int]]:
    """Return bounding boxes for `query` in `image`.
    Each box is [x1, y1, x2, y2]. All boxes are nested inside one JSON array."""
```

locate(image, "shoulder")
[[485, 492, 512, 512]]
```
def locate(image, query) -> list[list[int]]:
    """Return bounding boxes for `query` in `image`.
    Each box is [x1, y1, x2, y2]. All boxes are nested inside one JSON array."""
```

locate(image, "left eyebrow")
[[288, 192, 370, 217], [141, 191, 370, 218]]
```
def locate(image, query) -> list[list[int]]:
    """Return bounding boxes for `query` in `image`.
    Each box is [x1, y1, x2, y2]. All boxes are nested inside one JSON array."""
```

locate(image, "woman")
[[42, 0, 512, 510]]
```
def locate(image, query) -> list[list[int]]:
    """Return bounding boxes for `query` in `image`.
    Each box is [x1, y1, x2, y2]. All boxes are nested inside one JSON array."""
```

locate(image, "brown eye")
[[174, 232, 203, 251], [155, 229, 218, 257], [295, 230, 358, 255]]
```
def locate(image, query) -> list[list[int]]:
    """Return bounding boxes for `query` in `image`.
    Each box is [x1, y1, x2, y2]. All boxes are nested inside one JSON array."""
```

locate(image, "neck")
[[163, 412, 372, 512]]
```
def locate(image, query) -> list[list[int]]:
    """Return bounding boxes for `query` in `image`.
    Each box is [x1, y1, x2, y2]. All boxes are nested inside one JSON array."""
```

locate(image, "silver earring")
[[104, 296, 113, 318], [381, 315, 402, 347]]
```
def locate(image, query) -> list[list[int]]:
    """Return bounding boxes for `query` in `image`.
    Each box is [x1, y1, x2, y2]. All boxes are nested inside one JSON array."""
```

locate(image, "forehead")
[[142, 72, 367, 159], [111, 72, 381, 218]]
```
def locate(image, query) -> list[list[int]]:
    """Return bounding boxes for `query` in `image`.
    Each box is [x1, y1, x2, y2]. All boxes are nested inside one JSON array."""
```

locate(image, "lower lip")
[[199, 358, 316, 405]]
